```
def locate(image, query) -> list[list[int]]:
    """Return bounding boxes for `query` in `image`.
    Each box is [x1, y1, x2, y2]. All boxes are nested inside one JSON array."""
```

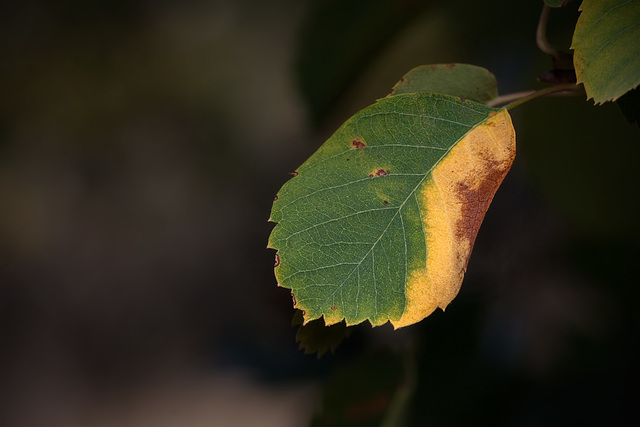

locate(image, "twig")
[[537, 4, 559, 57], [503, 83, 583, 110], [487, 83, 583, 109], [486, 90, 537, 108]]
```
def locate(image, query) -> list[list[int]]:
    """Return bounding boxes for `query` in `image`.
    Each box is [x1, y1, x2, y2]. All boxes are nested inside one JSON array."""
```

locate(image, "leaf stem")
[[537, 4, 559, 57], [506, 83, 583, 110], [486, 90, 537, 108], [487, 83, 584, 109]]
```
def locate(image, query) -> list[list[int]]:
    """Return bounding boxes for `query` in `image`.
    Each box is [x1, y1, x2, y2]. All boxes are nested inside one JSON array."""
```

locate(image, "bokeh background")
[[1, 1, 639, 426]]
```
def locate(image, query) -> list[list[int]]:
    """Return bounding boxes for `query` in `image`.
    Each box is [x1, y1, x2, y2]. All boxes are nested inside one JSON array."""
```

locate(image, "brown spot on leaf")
[[274, 253, 280, 267], [445, 63, 456, 69], [382, 200, 389, 205], [290, 171, 298, 177], [351, 139, 366, 149], [274, 195, 278, 201], [330, 305, 337, 311], [455, 157, 510, 268], [369, 169, 389, 178], [488, 111, 497, 117]]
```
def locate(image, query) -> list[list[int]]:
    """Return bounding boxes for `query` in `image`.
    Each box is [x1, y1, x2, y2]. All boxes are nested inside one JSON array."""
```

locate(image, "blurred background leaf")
[[293, 310, 352, 357], [311, 349, 408, 427]]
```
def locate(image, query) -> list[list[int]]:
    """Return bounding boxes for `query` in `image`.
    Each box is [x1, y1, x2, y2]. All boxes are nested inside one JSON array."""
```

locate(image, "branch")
[[537, 4, 559, 57], [487, 83, 584, 109], [486, 90, 536, 108]]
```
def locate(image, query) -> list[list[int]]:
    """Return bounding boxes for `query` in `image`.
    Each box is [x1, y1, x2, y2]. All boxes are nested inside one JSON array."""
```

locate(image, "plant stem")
[[486, 90, 537, 108], [487, 83, 584, 109], [506, 83, 583, 110], [537, 4, 559, 57]]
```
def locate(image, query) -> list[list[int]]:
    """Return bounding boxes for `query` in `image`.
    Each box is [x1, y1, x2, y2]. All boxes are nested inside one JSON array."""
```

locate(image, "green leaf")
[[268, 93, 515, 328], [572, 0, 640, 104], [389, 64, 498, 104]]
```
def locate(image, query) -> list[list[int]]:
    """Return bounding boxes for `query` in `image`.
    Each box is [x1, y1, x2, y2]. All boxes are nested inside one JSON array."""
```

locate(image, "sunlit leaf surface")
[[572, 0, 640, 104], [269, 94, 515, 328]]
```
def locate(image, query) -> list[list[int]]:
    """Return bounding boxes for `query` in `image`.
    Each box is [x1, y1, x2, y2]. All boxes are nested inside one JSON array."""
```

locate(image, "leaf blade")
[[572, 0, 640, 104], [389, 63, 498, 104], [269, 94, 515, 328]]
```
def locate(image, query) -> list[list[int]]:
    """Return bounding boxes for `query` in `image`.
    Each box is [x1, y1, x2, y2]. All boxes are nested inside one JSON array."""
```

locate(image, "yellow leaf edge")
[[391, 109, 516, 328]]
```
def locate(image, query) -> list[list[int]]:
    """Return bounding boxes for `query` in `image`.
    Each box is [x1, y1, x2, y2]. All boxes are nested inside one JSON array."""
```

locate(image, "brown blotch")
[[454, 159, 510, 268], [274, 253, 280, 267], [351, 139, 366, 149], [290, 171, 299, 177], [382, 200, 389, 205], [274, 195, 278, 201], [369, 169, 389, 178], [330, 305, 337, 311]]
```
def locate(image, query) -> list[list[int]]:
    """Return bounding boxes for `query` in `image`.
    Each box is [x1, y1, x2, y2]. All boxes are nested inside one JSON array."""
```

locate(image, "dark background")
[[1, 1, 639, 426]]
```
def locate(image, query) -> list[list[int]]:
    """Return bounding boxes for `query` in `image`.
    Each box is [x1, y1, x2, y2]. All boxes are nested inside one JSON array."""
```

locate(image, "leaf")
[[572, 0, 640, 104], [292, 310, 352, 357], [311, 350, 407, 427], [389, 64, 498, 104], [268, 93, 515, 328]]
